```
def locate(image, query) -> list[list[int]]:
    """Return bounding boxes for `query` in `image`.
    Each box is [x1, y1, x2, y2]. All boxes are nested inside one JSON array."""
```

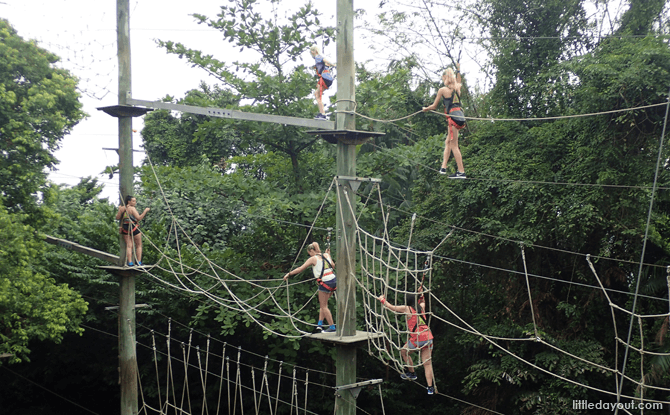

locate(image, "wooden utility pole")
[[117, 0, 137, 414], [106, 1, 381, 413], [335, 0, 372, 415], [334, 1, 357, 414], [100, 4, 151, 413]]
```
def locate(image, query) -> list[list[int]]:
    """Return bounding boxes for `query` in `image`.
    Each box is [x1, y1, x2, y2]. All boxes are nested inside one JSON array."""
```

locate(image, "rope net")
[[346, 182, 670, 407], [130, 318, 334, 415], [133, 148, 670, 409], [358, 223, 435, 376]]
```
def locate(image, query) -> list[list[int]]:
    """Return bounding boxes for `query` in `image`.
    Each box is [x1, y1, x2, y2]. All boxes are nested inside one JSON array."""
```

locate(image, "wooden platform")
[[306, 330, 384, 345], [98, 264, 155, 277]]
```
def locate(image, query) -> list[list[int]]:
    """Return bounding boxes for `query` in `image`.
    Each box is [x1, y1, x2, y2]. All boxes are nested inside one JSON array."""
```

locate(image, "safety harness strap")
[[316, 255, 336, 292]]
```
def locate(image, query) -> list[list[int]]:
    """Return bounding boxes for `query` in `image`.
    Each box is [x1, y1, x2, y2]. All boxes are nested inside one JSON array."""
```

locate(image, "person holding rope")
[[283, 242, 336, 333], [378, 292, 435, 395], [422, 63, 466, 179], [116, 195, 150, 266], [310, 45, 335, 120]]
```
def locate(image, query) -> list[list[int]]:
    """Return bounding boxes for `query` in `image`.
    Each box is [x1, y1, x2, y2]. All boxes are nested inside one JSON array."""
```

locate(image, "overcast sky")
[[1, 0, 346, 202]]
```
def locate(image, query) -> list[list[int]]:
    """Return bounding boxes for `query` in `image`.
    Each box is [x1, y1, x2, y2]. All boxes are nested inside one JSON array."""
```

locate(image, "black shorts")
[[121, 223, 141, 236]]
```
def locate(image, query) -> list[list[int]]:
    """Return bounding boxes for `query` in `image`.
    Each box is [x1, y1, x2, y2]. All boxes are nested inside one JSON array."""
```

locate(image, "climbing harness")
[[314, 227, 336, 292], [445, 91, 466, 128], [407, 306, 432, 349], [316, 255, 336, 292], [119, 209, 139, 235]]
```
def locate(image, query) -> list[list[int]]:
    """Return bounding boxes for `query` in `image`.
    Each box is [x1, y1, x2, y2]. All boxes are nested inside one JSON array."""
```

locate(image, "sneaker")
[[314, 113, 327, 120], [314, 326, 323, 333], [400, 371, 417, 381], [427, 386, 435, 395], [127, 262, 134, 267], [137, 261, 143, 266], [323, 326, 336, 333], [439, 168, 447, 175], [449, 171, 466, 179]]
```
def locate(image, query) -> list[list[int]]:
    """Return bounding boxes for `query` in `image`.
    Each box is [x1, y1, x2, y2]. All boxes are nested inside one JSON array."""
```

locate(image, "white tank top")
[[312, 255, 335, 281]]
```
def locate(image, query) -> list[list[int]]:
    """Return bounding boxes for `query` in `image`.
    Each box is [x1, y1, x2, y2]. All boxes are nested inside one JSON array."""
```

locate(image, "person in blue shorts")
[[310, 45, 335, 120]]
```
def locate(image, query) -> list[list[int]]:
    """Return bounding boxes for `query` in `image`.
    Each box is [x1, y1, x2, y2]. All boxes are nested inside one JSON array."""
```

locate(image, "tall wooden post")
[[117, 0, 138, 414], [335, 1, 357, 415]]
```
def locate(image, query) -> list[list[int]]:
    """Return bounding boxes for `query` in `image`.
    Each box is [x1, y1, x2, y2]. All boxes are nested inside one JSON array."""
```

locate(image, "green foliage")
[[616, 0, 667, 36], [0, 19, 85, 215], [481, 0, 590, 118], [142, 85, 250, 168], [4, 1, 670, 413], [393, 31, 670, 412], [0, 202, 87, 363], [155, 0, 335, 179]]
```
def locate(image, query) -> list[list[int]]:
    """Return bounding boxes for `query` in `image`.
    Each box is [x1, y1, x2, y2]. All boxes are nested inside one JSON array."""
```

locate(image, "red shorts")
[[316, 77, 328, 99]]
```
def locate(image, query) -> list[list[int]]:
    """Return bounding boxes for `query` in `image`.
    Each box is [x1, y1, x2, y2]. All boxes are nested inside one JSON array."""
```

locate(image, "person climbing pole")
[[422, 63, 466, 179], [283, 242, 337, 333], [310, 45, 335, 120]]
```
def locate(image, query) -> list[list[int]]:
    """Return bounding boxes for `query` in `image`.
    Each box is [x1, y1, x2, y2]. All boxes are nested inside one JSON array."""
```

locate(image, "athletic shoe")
[[427, 386, 435, 395], [314, 113, 327, 120], [323, 326, 336, 333], [400, 371, 417, 381], [314, 326, 323, 333], [127, 262, 134, 267], [137, 261, 143, 266], [449, 171, 466, 179], [439, 168, 447, 175]]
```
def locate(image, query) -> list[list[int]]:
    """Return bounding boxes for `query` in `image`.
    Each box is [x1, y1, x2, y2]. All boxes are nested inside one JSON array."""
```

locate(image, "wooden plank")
[[44, 235, 119, 264], [305, 330, 383, 345], [98, 264, 155, 278], [127, 98, 336, 130]]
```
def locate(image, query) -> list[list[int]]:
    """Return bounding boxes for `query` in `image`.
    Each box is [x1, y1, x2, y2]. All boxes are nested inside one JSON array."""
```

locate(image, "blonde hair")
[[442, 68, 455, 80], [310, 45, 320, 55], [307, 243, 315, 251]]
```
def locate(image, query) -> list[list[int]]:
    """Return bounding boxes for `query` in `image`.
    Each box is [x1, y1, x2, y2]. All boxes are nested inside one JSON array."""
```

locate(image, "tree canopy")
[[0, 19, 85, 215], [2, 1, 670, 414], [0, 20, 87, 366]]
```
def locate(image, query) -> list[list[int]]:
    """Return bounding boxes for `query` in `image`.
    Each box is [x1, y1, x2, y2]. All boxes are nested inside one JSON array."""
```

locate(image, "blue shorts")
[[406, 338, 433, 350], [318, 277, 336, 292]]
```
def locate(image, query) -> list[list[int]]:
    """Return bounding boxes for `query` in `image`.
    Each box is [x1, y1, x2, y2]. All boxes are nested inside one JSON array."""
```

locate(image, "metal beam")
[[44, 235, 120, 264], [127, 98, 335, 130], [335, 379, 384, 400]]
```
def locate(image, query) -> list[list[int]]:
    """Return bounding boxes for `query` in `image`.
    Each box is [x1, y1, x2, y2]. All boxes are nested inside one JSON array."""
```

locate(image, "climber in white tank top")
[[283, 242, 337, 333]]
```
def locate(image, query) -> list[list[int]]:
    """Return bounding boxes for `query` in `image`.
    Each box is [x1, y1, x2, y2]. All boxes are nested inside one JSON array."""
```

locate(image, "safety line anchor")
[[335, 175, 381, 193], [334, 379, 383, 400]]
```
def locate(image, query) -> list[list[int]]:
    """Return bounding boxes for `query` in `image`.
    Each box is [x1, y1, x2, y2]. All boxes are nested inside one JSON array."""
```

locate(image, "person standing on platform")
[[116, 195, 150, 266], [310, 45, 335, 120], [284, 242, 336, 332]]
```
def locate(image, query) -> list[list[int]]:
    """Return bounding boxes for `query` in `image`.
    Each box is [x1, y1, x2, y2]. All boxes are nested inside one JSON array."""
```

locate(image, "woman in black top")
[[422, 63, 466, 179], [116, 195, 150, 266]]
